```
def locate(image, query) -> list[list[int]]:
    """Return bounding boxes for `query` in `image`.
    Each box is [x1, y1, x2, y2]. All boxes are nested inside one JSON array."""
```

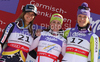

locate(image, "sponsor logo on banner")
[[0, 28, 4, 33], [0, 20, 6, 33], [90, 13, 100, 37], [21, 0, 72, 30], [0, 20, 6, 25]]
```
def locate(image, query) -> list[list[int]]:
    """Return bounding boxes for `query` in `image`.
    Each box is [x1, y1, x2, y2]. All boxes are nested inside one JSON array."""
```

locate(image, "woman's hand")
[[35, 29, 42, 36]]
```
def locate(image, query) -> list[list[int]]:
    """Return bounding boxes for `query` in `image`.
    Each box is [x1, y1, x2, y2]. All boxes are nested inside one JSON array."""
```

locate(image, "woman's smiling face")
[[24, 12, 35, 25], [77, 14, 89, 27]]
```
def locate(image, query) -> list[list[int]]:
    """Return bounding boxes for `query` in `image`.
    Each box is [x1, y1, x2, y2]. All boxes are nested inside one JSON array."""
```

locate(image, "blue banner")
[[90, 13, 100, 37], [99, 49, 100, 59], [0, 0, 19, 14]]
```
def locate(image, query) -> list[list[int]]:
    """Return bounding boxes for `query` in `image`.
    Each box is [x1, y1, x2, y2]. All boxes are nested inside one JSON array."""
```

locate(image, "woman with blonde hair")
[[62, 2, 99, 62], [29, 13, 67, 62]]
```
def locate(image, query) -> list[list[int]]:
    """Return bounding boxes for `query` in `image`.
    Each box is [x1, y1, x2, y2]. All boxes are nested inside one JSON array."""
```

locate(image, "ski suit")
[[29, 30, 67, 62], [62, 25, 99, 62]]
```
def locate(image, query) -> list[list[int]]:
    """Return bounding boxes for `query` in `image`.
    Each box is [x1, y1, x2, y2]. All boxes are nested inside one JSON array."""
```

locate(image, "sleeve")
[[29, 50, 37, 59], [61, 39, 67, 56], [29, 36, 41, 51], [0, 23, 15, 54], [0, 23, 15, 47], [90, 34, 99, 62]]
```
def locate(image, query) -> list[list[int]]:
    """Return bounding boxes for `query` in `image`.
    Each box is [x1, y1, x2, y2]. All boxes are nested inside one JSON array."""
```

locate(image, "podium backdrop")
[[0, 0, 100, 62]]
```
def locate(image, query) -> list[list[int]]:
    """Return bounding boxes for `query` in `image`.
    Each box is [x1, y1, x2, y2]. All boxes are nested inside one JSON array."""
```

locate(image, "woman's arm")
[[61, 40, 67, 56], [90, 34, 99, 62], [29, 36, 41, 51], [0, 23, 15, 53]]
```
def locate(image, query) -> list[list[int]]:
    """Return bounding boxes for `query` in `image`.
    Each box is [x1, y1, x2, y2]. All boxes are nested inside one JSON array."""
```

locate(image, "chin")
[[79, 24, 84, 27], [53, 30, 59, 32]]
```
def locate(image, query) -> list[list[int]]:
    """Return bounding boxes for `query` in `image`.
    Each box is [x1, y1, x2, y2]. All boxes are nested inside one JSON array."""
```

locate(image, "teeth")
[[79, 21, 84, 23], [27, 17, 31, 20], [27, 17, 30, 19]]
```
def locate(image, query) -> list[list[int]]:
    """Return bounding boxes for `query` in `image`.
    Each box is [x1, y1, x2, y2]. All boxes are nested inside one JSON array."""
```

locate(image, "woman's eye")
[[78, 16, 81, 17], [83, 16, 87, 18], [57, 22, 60, 24], [53, 21, 55, 23]]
